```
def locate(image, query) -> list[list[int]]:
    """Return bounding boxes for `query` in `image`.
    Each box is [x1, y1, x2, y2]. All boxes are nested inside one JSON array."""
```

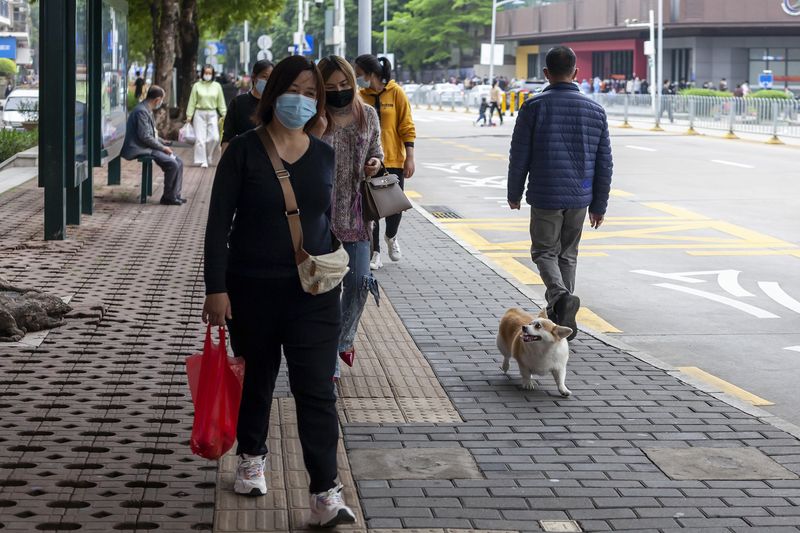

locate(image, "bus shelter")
[[39, 0, 128, 240]]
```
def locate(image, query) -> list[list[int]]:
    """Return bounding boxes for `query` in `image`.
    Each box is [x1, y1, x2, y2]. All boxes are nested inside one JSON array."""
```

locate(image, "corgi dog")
[[496, 307, 573, 396]]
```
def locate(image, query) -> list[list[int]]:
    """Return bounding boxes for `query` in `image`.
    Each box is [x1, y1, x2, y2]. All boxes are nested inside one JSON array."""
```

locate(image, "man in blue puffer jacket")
[[507, 46, 613, 341]]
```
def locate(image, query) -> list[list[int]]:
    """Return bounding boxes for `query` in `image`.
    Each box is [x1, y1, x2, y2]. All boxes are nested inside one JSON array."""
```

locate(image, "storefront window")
[[749, 47, 800, 89]]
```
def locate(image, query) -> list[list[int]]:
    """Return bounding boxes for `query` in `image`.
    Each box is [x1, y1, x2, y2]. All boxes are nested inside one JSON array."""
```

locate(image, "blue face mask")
[[254, 79, 267, 95], [356, 76, 370, 89], [274, 93, 317, 130]]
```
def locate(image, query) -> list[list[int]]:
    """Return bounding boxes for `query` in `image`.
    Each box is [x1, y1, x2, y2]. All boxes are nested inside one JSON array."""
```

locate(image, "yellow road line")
[[405, 190, 422, 199], [643, 202, 710, 220], [677, 367, 774, 406], [488, 255, 543, 285], [610, 189, 635, 198], [577, 307, 621, 333]]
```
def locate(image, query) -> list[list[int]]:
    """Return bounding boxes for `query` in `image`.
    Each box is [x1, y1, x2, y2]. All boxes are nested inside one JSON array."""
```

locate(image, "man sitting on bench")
[[122, 85, 185, 206]]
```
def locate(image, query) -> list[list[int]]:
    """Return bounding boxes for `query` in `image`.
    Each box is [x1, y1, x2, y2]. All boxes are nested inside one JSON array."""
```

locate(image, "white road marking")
[[466, 165, 480, 174], [450, 175, 507, 189], [626, 145, 657, 152], [654, 283, 779, 319], [711, 159, 755, 169], [785, 346, 800, 353], [632, 269, 753, 296], [759, 282, 800, 314]]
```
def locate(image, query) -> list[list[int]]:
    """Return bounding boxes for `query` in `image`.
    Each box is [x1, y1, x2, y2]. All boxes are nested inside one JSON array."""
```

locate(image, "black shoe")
[[178, 197, 188, 204], [554, 294, 580, 341], [159, 197, 183, 206]]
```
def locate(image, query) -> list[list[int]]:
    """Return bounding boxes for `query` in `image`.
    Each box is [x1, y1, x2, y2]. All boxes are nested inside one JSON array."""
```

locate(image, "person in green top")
[[186, 65, 227, 168]]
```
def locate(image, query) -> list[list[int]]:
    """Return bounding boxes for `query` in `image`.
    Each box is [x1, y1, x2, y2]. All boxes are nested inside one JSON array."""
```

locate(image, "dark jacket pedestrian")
[[507, 46, 613, 340], [222, 60, 274, 145], [134, 72, 145, 100], [121, 86, 184, 205]]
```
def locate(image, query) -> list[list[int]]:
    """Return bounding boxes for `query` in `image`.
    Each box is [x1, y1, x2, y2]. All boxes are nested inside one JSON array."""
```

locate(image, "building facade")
[[496, 0, 800, 90]]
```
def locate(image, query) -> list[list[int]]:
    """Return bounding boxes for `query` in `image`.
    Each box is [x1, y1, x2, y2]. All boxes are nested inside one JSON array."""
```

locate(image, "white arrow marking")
[[451, 162, 469, 170], [632, 270, 753, 297], [785, 346, 800, 353], [654, 283, 779, 319], [423, 164, 459, 174], [759, 282, 800, 314], [466, 165, 480, 174]]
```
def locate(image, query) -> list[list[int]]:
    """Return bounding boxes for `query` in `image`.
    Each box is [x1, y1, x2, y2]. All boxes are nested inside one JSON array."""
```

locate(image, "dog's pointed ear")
[[537, 308, 548, 319], [554, 326, 573, 340]]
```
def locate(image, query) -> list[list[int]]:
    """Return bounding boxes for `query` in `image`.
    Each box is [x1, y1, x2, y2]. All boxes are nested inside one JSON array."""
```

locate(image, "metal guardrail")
[[405, 87, 800, 142]]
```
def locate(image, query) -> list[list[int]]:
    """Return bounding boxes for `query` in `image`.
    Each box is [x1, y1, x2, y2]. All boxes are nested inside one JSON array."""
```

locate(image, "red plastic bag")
[[187, 325, 245, 459]]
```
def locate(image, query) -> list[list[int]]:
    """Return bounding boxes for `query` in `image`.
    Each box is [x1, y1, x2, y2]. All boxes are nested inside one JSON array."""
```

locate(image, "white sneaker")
[[233, 454, 267, 496], [386, 236, 402, 262], [309, 483, 356, 528], [369, 251, 383, 270]]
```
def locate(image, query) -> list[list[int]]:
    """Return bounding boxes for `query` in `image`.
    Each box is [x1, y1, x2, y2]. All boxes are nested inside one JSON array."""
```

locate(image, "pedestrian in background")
[[121, 86, 185, 206], [355, 54, 416, 270], [507, 46, 613, 340], [489, 80, 504, 126], [221, 60, 273, 151], [186, 65, 227, 168], [317, 55, 383, 378], [202, 55, 357, 528], [134, 70, 145, 101], [475, 96, 489, 126]]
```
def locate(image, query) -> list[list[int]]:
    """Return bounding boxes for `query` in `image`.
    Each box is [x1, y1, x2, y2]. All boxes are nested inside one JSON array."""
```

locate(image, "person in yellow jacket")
[[355, 54, 416, 270], [186, 65, 227, 168]]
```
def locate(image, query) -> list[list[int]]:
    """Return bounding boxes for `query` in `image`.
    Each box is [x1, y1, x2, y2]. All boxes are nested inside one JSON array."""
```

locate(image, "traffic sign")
[[205, 41, 226, 56], [759, 70, 774, 89], [257, 50, 273, 61], [302, 35, 314, 56], [257, 35, 272, 50]]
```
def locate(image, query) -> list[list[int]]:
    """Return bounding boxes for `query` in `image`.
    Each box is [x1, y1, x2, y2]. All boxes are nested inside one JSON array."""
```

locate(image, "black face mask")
[[326, 89, 355, 108]]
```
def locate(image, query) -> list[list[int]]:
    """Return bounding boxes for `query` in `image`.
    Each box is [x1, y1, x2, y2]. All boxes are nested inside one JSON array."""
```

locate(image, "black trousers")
[[489, 102, 503, 124], [151, 150, 184, 201], [372, 167, 404, 253], [227, 273, 341, 494]]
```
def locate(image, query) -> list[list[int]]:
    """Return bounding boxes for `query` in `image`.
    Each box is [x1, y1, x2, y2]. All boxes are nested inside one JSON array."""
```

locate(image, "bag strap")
[[256, 126, 309, 264]]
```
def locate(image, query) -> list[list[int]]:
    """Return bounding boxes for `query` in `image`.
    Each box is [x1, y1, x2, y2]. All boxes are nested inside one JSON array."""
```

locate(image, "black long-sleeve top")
[[221, 92, 259, 143], [204, 129, 335, 294]]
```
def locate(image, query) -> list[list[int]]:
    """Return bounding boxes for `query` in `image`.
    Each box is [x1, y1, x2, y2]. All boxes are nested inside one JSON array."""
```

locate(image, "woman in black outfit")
[[221, 59, 274, 150], [202, 56, 356, 528]]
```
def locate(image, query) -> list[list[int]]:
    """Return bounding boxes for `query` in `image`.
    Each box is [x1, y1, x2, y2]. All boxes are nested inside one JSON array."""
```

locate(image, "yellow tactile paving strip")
[[215, 398, 366, 533], [337, 289, 462, 424], [215, 288, 462, 531]]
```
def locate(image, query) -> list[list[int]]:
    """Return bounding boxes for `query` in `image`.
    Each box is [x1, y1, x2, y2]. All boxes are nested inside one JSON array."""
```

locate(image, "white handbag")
[[257, 127, 349, 295]]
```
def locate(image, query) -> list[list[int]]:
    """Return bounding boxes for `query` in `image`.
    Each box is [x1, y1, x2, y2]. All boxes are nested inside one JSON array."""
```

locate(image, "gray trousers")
[[151, 151, 184, 201], [529, 207, 587, 314]]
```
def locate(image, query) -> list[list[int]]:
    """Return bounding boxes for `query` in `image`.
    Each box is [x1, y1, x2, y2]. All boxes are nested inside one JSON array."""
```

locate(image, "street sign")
[[0, 36, 16, 60], [205, 41, 226, 56], [644, 40, 654, 56], [759, 70, 774, 89], [257, 35, 272, 50], [302, 35, 314, 56], [480, 43, 504, 66], [257, 50, 273, 61]]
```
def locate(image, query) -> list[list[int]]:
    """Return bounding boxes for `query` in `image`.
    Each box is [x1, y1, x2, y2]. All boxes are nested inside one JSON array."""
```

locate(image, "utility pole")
[[383, 0, 388, 55], [243, 20, 249, 74], [655, 0, 664, 128], [297, 0, 304, 56], [358, 0, 371, 55], [337, 0, 346, 57]]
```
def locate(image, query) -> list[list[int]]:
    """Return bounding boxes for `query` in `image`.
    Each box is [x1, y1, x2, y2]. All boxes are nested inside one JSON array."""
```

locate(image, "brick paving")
[[2, 149, 800, 532]]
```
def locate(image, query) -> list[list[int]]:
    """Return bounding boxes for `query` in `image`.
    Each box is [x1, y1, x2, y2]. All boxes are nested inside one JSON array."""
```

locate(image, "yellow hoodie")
[[360, 80, 416, 169]]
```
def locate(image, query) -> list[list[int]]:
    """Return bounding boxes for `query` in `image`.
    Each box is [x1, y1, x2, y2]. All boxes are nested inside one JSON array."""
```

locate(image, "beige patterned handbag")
[[257, 127, 349, 295]]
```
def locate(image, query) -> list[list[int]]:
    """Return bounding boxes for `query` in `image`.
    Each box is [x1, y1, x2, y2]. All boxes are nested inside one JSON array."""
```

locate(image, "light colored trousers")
[[193, 109, 220, 165], [529, 207, 587, 315]]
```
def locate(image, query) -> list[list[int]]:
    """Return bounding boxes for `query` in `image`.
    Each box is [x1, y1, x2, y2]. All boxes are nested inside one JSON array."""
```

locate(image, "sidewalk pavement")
[[2, 149, 800, 532]]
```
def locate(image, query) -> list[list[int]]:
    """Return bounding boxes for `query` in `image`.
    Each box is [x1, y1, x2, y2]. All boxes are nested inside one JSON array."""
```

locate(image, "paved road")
[[402, 108, 800, 427]]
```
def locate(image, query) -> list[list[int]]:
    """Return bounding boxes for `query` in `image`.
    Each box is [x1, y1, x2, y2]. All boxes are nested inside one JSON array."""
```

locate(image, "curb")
[[409, 199, 800, 441]]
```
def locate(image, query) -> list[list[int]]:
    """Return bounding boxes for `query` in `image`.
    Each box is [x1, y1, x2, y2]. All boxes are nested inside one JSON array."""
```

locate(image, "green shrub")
[[127, 90, 138, 111], [678, 88, 733, 97], [747, 89, 793, 99], [0, 58, 16, 77], [0, 128, 38, 163]]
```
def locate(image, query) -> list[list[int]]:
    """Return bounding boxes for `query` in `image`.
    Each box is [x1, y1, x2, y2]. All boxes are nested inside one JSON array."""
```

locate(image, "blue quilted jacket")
[[507, 82, 613, 214]]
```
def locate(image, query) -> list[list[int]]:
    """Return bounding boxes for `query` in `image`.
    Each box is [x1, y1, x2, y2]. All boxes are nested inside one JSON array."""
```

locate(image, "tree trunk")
[[153, 0, 179, 131], [176, 0, 199, 121]]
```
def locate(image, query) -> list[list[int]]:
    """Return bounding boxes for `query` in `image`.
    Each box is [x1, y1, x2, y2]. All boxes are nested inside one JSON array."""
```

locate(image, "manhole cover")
[[349, 448, 482, 480], [644, 447, 800, 480]]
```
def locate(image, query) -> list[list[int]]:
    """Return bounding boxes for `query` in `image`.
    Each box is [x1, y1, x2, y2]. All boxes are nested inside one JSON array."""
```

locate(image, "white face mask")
[[203, 74, 213, 82]]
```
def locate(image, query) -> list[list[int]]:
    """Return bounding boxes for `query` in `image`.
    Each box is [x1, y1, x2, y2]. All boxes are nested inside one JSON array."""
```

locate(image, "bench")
[[136, 155, 154, 204]]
